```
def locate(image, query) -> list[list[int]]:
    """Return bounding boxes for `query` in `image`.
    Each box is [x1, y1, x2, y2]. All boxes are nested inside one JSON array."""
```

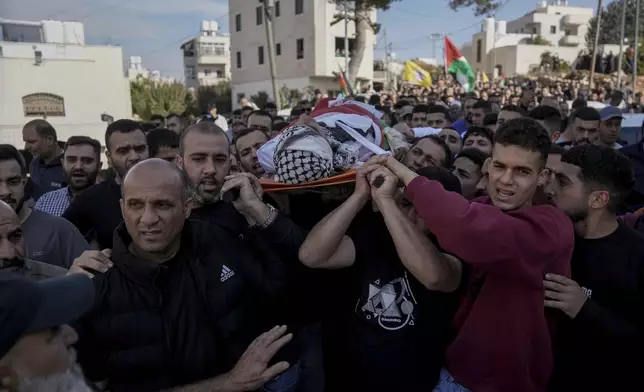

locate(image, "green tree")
[[130, 76, 188, 120], [329, 0, 500, 86], [195, 81, 232, 116], [279, 85, 303, 109], [586, 0, 644, 50], [251, 91, 270, 109]]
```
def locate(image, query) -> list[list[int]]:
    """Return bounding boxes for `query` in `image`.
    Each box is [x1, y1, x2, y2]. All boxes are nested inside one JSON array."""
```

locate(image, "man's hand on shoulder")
[[68, 249, 112, 278]]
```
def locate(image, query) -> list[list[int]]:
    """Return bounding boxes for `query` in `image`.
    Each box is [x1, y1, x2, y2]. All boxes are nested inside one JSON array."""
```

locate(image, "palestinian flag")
[[444, 35, 475, 92], [338, 66, 354, 97]]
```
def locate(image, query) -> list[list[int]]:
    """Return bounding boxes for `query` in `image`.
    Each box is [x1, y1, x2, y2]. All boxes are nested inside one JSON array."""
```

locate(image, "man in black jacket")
[[71, 159, 294, 392]]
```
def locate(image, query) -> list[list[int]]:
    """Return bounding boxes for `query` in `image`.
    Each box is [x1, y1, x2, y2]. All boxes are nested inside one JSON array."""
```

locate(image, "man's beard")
[[66, 171, 98, 192], [566, 206, 588, 223], [189, 182, 221, 205], [16, 363, 92, 392], [1, 196, 25, 214]]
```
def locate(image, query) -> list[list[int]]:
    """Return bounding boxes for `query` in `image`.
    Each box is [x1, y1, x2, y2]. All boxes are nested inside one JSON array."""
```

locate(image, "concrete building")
[[127, 56, 176, 84], [460, 0, 593, 77], [0, 18, 131, 148], [181, 20, 231, 90], [229, 0, 376, 107]]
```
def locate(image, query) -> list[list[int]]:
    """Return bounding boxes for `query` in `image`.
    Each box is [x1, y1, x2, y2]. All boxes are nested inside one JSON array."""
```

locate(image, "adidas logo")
[[220, 264, 235, 282]]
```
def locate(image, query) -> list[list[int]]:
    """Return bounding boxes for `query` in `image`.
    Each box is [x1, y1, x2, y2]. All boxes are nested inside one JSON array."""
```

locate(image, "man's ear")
[[537, 168, 550, 187], [176, 155, 184, 169]]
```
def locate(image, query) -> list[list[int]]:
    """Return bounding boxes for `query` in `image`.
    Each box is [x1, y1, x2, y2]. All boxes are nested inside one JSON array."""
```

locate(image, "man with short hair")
[[482, 113, 498, 133], [412, 105, 430, 128], [529, 105, 562, 142], [452, 148, 487, 200], [374, 117, 574, 392], [241, 106, 256, 124], [208, 103, 230, 131], [234, 128, 270, 178], [566, 107, 601, 147], [438, 128, 463, 156], [0, 274, 95, 392], [462, 126, 494, 155], [597, 106, 624, 149], [35, 136, 102, 217], [72, 159, 294, 392], [402, 135, 452, 172], [427, 106, 453, 129], [0, 200, 67, 279], [22, 119, 66, 198], [496, 105, 526, 129], [264, 102, 278, 118], [247, 110, 273, 135], [232, 109, 243, 123], [166, 113, 185, 134], [470, 100, 492, 126], [63, 119, 149, 249], [545, 145, 644, 391], [150, 114, 165, 128], [147, 128, 180, 162], [0, 145, 88, 268]]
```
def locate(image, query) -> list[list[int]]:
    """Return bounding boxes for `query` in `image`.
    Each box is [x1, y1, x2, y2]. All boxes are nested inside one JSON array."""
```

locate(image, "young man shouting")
[[371, 118, 574, 392]]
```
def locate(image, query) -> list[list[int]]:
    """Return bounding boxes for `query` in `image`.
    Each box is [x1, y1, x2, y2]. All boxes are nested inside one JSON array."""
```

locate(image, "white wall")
[[514, 44, 580, 75], [0, 43, 131, 147]]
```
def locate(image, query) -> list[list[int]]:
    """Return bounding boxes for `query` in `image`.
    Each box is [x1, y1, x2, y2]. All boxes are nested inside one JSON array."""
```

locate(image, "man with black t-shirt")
[[545, 145, 644, 391], [299, 165, 460, 392]]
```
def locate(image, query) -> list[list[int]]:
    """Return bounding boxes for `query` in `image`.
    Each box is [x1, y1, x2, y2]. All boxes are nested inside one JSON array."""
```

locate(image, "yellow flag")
[[481, 71, 489, 83], [402, 61, 432, 89]]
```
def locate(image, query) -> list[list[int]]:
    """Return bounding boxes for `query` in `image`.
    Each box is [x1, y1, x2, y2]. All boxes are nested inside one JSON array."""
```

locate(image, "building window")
[[256, 6, 263, 25], [532, 27, 537, 34], [235, 14, 242, 32], [296, 38, 304, 59], [236, 51, 242, 68], [216, 70, 224, 78], [185, 66, 196, 79], [550, 26, 556, 34], [275, 1, 281, 17], [258, 46, 265, 65], [0, 46, 3, 57], [476, 39, 482, 63], [22, 93, 65, 117], [335, 37, 355, 57], [276, 43, 282, 56], [204, 69, 212, 76], [295, 0, 304, 15]]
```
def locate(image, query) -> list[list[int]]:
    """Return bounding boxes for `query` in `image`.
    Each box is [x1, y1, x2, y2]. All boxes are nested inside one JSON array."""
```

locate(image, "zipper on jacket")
[[154, 268, 175, 375]]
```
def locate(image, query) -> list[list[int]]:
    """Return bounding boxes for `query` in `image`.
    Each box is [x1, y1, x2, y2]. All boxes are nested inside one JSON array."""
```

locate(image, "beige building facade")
[[460, 1, 593, 77], [229, 0, 376, 107], [0, 18, 131, 148]]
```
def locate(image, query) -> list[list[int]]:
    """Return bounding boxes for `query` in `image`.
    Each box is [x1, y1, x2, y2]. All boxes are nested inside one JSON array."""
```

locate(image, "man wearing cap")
[[598, 106, 624, 149], [0, 274, 95, 391]]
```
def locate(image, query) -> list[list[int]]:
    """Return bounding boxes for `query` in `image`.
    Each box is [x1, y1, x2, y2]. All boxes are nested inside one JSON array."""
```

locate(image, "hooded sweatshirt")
[[404, 176, 574, 392]]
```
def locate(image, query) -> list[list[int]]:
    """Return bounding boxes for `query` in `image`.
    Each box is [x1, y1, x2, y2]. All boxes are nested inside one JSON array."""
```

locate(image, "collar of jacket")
[[111, 221, 198, 285]]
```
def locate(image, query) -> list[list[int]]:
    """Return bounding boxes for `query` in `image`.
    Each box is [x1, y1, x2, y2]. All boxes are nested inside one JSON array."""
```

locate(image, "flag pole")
[[618, 0, 627, 88], [590, 0, 603, 90]]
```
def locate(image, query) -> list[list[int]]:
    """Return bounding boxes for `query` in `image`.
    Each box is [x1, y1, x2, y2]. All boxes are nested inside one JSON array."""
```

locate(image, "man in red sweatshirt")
[[371, 117, 574, 392]]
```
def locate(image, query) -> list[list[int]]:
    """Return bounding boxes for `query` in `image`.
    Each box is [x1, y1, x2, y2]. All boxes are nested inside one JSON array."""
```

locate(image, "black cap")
[[0, 274, 94, 358]]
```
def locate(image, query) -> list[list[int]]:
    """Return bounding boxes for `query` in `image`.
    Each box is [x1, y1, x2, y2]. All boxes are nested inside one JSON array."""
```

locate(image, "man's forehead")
[[183, 132, 229, 153], [110, 131, 146, 147], [65, 144, 96, 157], [492, 144, 541, 167]]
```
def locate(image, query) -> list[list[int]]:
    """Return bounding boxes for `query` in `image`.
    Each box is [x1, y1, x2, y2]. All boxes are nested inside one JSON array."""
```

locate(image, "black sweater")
[[549, 224, 644, 391]]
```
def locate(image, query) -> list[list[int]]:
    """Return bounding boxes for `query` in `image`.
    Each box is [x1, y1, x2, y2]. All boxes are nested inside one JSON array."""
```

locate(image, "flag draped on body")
[[402, 61, 432, 89], [444, 35, 475, 92]]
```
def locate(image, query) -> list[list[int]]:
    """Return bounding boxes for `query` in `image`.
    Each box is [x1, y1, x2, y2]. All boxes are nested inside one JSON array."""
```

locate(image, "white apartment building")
[[229, 0, 376, 107], [460, 0, 593, 77], [0, 18, 131, 148], [181, 21, 231, 90]]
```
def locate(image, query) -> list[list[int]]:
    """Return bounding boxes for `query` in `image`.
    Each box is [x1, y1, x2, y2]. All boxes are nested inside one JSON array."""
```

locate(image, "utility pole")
[[344, 0, 349, 73], [635, 0, 641, 89], [429, 33, 441, 64], [263, 0, 281, 108], [618, 0, 627, 88], [590, 0, 603, 90], [384, 28, 390, 91]]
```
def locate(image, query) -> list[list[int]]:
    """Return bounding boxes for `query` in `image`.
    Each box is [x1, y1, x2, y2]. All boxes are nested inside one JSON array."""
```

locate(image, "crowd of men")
[[1, 82, 644, 392]]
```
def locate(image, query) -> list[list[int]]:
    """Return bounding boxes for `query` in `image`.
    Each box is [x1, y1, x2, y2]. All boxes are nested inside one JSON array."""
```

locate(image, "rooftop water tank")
[[495, 20, 507, 35], [201, 20, 209, 32], [209, 20, 219, 32], [483, 17, 495, 33], [62, 21, 85, 45], [42, 20, 65, 44]]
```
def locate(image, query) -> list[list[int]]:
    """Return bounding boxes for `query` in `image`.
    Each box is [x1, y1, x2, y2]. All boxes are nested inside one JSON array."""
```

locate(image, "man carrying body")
[[371, 118, 574, 392], [71, 159, 294, 392], [234, 128, 270, 178], [22, 120, 66, 198], [35, 136, 102, 217], [545, 145, 644, 391], [63, 119, 149, 249]]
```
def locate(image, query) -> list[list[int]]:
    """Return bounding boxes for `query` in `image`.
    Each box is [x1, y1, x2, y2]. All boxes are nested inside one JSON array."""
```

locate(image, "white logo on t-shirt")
[[220, 264, 235, 282], [359, 273, 417, 331], [581, 286, 592, 298]]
